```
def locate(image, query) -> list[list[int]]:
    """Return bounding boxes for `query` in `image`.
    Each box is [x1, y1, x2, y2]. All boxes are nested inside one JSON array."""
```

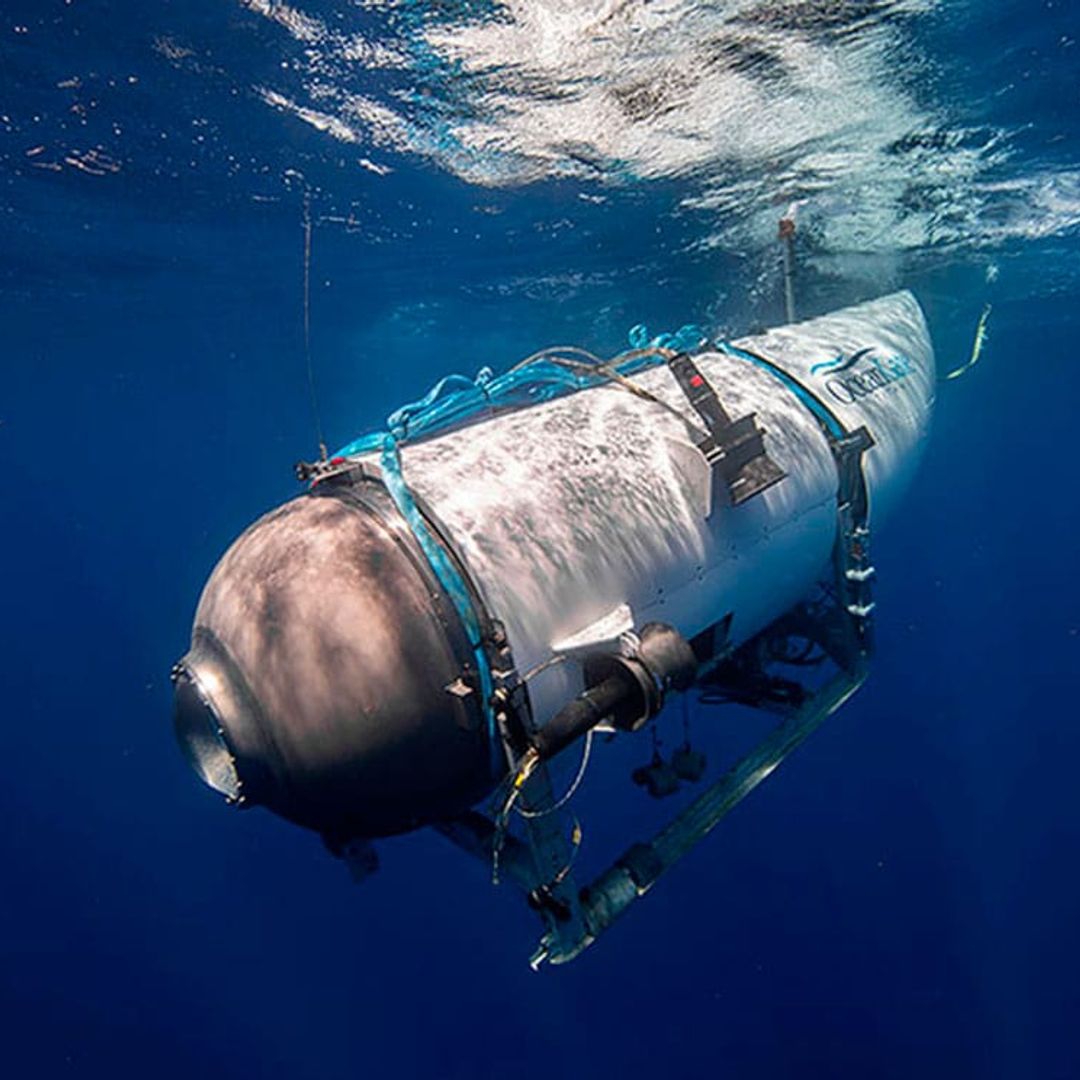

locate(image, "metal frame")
[[435, 420, 877, 968]]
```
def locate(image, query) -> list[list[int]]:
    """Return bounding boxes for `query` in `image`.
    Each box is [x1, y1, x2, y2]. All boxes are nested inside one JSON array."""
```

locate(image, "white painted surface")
[[355, 292, 934, 727]]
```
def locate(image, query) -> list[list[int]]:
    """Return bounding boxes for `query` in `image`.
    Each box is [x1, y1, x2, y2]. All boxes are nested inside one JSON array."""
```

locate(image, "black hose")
[[532, 674, 629, 762]]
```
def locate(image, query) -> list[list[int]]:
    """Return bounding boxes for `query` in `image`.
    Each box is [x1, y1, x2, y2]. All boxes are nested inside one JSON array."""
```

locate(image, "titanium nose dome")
[[172, 486, 496, 838]]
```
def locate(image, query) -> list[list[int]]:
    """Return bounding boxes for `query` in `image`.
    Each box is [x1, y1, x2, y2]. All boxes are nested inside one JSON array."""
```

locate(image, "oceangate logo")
[[809, 347, 914, 404]]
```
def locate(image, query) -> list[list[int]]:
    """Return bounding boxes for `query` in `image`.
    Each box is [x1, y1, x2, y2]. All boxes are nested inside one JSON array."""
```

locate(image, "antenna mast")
[[303, 189, 328, 461]]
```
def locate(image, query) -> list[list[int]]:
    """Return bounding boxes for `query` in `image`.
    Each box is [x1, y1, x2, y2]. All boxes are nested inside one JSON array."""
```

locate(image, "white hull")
[[357, 291, 935, 730]]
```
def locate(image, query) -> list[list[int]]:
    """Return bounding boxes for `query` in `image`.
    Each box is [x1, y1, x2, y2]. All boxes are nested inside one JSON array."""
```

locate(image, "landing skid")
[[549, 645, 868, 965]]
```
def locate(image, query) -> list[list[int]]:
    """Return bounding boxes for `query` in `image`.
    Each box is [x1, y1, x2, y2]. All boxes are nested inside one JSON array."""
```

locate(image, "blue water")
[[2, 2, 1079, 1077]]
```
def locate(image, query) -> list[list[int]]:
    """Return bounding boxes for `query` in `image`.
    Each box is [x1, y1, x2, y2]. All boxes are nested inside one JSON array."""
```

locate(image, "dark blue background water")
[[2, 2, 1078, 1077]]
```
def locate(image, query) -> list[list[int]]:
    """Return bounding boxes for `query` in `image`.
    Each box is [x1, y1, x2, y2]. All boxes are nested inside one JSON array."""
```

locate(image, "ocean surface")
[[2, 2, 1079, 1077]]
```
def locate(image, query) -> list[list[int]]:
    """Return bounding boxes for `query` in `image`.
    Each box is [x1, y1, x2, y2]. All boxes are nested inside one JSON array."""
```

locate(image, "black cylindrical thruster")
[[581, 622, 697, 733], [532, 674, 629, 762], [636, 622, 698, 692]]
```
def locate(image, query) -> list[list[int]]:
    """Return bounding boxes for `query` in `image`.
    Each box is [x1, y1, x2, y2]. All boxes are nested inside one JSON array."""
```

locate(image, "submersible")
[[173, 291, 934, 964]]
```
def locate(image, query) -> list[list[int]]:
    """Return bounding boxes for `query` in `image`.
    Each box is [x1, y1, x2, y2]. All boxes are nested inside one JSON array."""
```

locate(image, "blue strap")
[[628, 322, 708, 354], [386, 369, 494, 439], [719, 341, 846, 440], [335, 362, 589, 459], [378, 436, 498, 756], [328, 339, 683, 771]]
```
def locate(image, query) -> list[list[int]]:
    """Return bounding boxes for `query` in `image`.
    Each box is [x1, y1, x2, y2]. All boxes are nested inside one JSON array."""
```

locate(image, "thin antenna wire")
[[303, 189, 328, 461]]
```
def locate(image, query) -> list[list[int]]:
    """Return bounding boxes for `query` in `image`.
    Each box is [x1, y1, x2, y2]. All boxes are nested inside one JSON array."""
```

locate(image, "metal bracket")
[[829, 426, 875, 656], [667, 352, 787, 506]]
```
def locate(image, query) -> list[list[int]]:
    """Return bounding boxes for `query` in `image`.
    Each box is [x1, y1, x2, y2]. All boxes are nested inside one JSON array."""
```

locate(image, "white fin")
[[665, 436, 713, 520], [551, 602, 634, 655]]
